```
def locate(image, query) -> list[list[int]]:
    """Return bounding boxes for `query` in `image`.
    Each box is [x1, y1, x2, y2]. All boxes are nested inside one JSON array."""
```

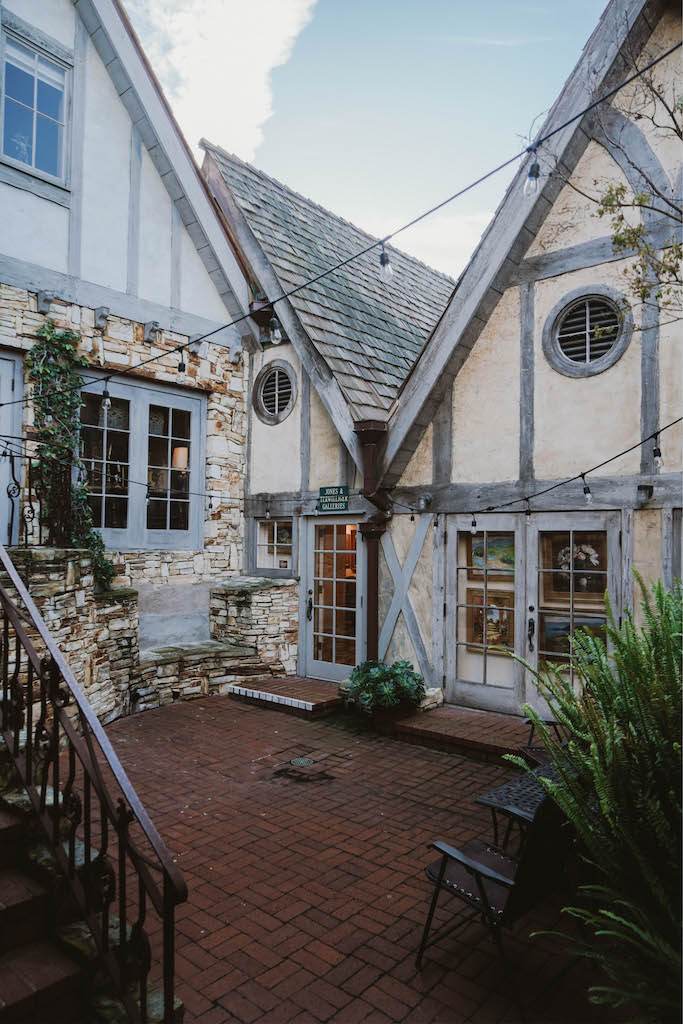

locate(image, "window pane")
[[277, 522, 293, 547], [314, 607, 334, 633], [147, 499, 167, 530], [3, 97, 33, 165], [314, 634, 333, 662], [170, 441, 190, 471], [336, 552, 356, 579], [148, 436, 168, 467], [36, 77, 63, 121], [169, 501, 189, 531], [170, 470, 189, 498], [336, 580, 355, 608], [5, 60, 34, 106], [172, 409, 190, 439], [336, 609, 355, 638], [314, 552, 334, 578], [104, 497, 127, 529], [35, 114, 61, 175], [149, 405, 169, 436], [105, 463, 128, 495], [574, 616, 607, 646], [539, 614, 572, 658], [315, 526, 334, 550], [81, 394, 104, 427], [81, 426, 102, 461], [106, 430, 128, 464], [86, 463, 103, 493], [314, 579, 333, 605], [107, 399, 129, 430], [148, 468, 168, 497], [88, 495, 102, 527], [573, 532, 606, 571], [573, 573, 607, 607], [335, 638, 355, 667]]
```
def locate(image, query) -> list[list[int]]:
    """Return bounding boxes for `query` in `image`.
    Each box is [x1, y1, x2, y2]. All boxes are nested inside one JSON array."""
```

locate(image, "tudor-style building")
[[0, 0, 257, 650], [203, 0, 681, 715]]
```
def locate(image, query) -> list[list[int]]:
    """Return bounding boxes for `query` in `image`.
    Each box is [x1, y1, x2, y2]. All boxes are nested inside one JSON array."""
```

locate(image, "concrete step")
[[0, 938, 84, 1022], [0, 870, 50, 955], [224, 676, 342, 718]]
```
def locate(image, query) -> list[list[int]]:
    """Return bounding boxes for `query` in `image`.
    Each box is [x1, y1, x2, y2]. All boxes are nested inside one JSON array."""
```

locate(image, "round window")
[[556, 296, 621, 363], [253, 360, 297, 424], [542, 286, 633, 378]]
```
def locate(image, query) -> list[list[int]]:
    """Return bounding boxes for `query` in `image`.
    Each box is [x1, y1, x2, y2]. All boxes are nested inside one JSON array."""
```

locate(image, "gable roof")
[[200, 141, 455, 421], [380, 0, 668, 486], [71, 0, 253, 354]]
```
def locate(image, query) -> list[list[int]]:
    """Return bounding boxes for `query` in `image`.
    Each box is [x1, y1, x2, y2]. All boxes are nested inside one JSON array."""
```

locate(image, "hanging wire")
[[0, 40, 678, 419]]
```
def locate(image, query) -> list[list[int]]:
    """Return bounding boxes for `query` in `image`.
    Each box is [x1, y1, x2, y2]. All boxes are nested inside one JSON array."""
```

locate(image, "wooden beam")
[[432, 382, 453, 485], [519, 281, 535, 482]]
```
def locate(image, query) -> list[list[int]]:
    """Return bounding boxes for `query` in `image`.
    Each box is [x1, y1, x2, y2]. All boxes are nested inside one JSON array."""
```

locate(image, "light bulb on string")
[[208, 496, 214, 512], [45, 406, 54, 426], [265, 506, 271, 520], [101, 388, 112, 411], [582, 474, 593, 505], [145, 484, 150, 507], [268, 316, 283, 345], [523, 147, 541, 197], [379, 243, 394, 281], [410, 509, 415, 522], [653, 435, 662, 470], [525, 499, 532, 526], [470, 514, 478, 536], [177, 348, 186, 375]]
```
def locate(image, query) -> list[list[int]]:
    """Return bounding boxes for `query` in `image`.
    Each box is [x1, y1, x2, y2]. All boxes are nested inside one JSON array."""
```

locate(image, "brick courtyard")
[[106, 700, 609, 1024]]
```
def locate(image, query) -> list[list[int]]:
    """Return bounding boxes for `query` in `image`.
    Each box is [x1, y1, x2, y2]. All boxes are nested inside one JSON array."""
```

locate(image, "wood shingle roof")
[[201, 141, 455, 420]]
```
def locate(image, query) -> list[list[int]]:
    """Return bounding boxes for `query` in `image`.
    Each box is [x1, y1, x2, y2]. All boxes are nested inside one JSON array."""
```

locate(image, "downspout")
[[354, 420, 391, 662]]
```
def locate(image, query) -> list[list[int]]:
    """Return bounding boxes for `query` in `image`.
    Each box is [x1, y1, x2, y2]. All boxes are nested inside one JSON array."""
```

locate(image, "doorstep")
[[223, 676, 342, 718], [394, 704, 530, 762]]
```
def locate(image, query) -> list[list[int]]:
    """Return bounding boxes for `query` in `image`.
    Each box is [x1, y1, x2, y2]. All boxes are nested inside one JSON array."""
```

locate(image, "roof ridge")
[[200, 138, 456, 285]]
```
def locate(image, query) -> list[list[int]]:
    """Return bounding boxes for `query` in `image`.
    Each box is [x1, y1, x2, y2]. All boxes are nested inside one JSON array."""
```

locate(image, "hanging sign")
[[317, 485, 349, 513]]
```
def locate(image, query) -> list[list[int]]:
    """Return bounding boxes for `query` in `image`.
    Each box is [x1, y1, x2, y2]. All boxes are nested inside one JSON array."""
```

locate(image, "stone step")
[[0, 869, 50, 955], [0, 938, 84, 1022], [224, 676, 342, 718]]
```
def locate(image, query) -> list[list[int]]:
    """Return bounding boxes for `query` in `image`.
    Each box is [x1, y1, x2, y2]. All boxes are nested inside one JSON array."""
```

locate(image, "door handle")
[[527, 617, 535, 652], [306, 590, 313, 621]]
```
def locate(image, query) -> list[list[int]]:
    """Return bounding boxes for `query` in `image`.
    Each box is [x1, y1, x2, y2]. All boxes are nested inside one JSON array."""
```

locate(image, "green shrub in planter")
[[347, 660, 425, 713]]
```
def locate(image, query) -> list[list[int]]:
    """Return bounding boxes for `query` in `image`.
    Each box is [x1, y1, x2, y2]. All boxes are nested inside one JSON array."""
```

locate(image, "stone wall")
[[210, 577, 299, 676], [132, 641, 264, 712], [0, 284, 246, 587], [1, 547, 138, 724]]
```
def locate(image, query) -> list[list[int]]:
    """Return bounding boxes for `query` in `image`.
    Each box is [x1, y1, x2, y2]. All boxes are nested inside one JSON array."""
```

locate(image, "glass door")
[[525, 511, 621, 712], [304, 519, 363, 682]]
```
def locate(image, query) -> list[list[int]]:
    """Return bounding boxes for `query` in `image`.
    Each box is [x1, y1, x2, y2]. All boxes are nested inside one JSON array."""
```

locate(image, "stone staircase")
[[0, 752, 182, 1023]]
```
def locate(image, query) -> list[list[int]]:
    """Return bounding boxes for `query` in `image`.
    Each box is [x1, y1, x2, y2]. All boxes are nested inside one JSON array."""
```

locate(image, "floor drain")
[[290, 756, 314, 767]]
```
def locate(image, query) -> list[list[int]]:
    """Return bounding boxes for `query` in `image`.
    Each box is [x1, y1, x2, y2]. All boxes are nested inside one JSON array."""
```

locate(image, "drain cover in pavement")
[[290, 757, 314, 767]]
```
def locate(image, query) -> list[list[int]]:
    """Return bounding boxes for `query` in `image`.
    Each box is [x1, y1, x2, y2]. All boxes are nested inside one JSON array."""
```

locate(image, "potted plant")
[[346, 660, 426, 729]]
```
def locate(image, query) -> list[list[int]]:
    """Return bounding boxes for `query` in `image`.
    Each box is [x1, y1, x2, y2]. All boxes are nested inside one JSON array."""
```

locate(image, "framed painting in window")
[[465, 589, 514, 652], [465, 533, 515, 581], [539, 532, 607, 605]]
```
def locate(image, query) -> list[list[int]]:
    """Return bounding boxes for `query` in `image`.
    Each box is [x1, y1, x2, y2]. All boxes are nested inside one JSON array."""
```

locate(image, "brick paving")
[[106, 700, 611, 1024], [395, 707, 531, 759], [224, 678, 342, 717]]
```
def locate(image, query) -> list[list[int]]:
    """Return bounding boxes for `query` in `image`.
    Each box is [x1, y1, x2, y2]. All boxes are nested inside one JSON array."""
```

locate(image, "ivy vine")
[[27, 320, 116, 590]]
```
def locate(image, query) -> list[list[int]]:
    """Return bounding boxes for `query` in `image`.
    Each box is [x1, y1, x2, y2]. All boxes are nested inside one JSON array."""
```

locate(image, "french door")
[[301, 518, 364, 682], [445, 511, 621, 713]]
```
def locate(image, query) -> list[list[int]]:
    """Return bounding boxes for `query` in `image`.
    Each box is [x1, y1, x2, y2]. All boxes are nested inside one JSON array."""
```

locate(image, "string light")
[[379, 243, 394, 281], [265, 506, 271, 519], [0, 43, 676, 421], [177, 349, 186, 375], [582, 474, 593, 505], [470, 514, 478, 535], [269, 316, 283, 345], [525, 499, 532, 525], [44, 406, 53, 426], [208, 496, 214, 512], [101, 388, 111, 411], [145, 484, 150, 506], [653, 435, 662, 470], [523, 146, 541, 196]]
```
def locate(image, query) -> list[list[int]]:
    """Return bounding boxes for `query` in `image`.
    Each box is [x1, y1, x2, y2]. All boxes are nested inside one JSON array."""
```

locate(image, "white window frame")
[[0, 19, 72, 190], [82, 376, 206, 551], [250, 516, 298, 578]]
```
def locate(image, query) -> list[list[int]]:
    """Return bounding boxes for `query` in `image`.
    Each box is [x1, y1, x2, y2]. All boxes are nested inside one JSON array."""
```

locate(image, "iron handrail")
[[0, 540, 187, 1021]]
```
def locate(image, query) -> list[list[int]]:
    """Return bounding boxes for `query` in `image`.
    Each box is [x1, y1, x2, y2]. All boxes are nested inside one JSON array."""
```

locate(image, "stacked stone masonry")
[[210, 577, 299, 676], [0, 284, 247, 587]]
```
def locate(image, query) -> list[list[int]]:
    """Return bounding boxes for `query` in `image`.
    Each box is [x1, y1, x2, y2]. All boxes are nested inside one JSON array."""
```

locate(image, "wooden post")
[[354, 421, 390, 663]]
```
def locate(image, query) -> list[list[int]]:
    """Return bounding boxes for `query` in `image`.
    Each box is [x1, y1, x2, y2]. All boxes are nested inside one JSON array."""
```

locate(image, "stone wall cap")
[[139, 639, 258, 666], [95, 587, 138, 602], [211, 576, 298, 594]]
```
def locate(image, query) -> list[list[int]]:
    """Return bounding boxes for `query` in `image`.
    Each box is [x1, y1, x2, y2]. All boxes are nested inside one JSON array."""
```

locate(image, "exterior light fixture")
[[416, 493, 432, 512], [582, 474, 593, 505], [523, 148, 540, 197], [269, 316, 283, 345], [379, 243, 394, 281]]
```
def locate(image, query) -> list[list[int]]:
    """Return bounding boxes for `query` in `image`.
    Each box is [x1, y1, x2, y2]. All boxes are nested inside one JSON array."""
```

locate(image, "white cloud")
[[124, 0, 318, 160], [359, 208, 494, 280]]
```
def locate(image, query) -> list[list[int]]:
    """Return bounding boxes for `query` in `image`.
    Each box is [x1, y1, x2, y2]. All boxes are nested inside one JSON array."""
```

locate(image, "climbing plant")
[[27, 319, 115, 590]]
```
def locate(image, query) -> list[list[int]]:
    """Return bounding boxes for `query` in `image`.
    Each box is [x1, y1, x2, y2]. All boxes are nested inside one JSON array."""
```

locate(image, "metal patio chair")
[[475, 759, 562, 849], [416, 795, 572, 969]]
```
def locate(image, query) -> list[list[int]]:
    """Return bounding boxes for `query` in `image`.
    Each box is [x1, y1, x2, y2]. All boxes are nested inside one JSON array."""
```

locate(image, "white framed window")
[[254, 518, 295, 575], [79, 377, 205, 550], [1, 35, 69, 184]]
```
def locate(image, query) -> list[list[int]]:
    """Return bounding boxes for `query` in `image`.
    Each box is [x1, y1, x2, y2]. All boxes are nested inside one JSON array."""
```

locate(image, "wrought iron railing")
[[0, 542, 186, 1022], [3, 447, 73, 547]]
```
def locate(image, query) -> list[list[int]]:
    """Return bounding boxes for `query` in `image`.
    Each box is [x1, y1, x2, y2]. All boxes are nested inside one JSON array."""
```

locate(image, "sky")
[[125, 0, 608, 279]]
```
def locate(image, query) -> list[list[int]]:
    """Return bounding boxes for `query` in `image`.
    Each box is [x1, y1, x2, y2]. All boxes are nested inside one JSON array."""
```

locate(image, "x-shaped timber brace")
[[378, 513, 434, 685]]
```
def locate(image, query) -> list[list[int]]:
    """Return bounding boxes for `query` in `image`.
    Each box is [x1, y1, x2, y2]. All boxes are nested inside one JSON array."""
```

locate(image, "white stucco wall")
[[179, 225, 227, 320], [659, 315, 682, 473], [2, 0, 74, 47], [0, 182, 68, 271], [398, 423, 433, 486], [249, 345, 302, 494], [308, 388, 340, 489], [452, 286, 520, 483], [534, 262, 641, 478], [138, 147, 172, 308]]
